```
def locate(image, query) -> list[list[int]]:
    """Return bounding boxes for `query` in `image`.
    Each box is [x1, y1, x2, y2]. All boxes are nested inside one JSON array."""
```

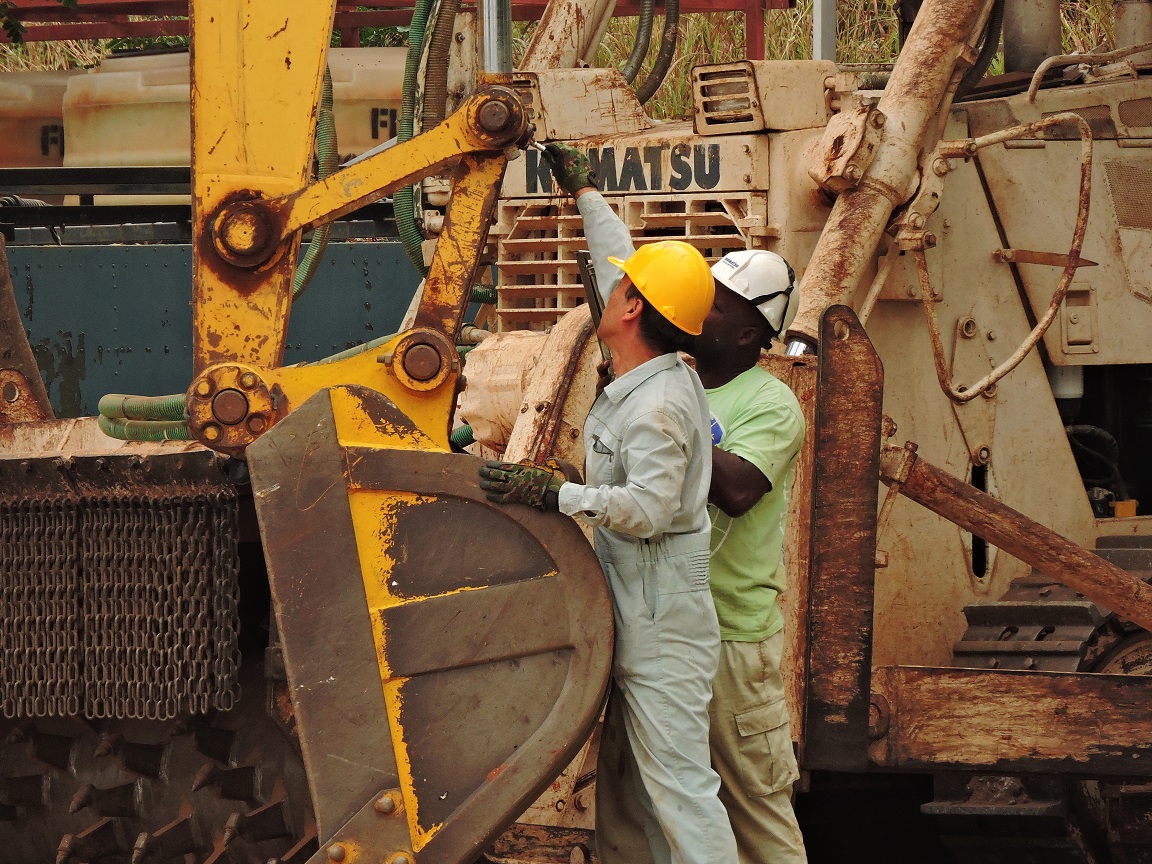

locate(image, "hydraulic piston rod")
[[785, 0, 992, 352]]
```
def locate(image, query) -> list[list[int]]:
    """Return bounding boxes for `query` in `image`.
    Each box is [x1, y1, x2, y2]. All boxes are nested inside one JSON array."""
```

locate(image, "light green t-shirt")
[[705, 366, 805, 641]]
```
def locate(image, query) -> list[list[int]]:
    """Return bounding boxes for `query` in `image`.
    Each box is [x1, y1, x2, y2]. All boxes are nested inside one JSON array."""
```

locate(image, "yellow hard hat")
[[607, 241, 715, 336]]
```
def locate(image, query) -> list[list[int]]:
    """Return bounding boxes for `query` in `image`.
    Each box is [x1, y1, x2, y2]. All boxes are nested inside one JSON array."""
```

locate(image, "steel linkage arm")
[[880, 443, 1152, 632], [209, 88, 531, 270]]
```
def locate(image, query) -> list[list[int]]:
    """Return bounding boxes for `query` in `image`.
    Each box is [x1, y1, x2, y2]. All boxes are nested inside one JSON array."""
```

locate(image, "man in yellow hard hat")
[[479, 148, 737, 864], [532, 143, 808, 864]]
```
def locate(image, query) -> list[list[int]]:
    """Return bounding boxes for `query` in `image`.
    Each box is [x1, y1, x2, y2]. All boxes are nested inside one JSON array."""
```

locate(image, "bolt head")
[[327, 844, 346, 862], [203, 424, 222, 442], [212, 388, 250, 426], [375, 794, 397, 815], [403, 343, 443, 382], [195, 379, 213, 398], [247, 414, 267, 434], [478, 99, 511, 133], [219, 210, 261, 255], [389, 854, 413, 864], [239, 371, 258, 390]]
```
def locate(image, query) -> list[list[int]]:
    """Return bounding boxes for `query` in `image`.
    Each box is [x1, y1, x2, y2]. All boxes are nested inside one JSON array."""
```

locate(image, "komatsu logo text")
[[525, 144, 722, 194]]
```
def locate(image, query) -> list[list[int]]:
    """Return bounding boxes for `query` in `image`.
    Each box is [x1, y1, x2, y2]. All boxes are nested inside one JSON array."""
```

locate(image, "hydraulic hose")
[[956, 0, 1005, 100], [99, 392, 186, 422], [620, 0, 655, 84], [98, 414, 191, 442], [450, 424, 475, 449], [422, 0, 461, 129], [397, 0, 435, 278], [634, 0, 680, 105], [294, 65, 338, 299]]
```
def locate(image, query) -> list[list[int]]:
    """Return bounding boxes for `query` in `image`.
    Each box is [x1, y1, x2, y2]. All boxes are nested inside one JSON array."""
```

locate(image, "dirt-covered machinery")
[[4, 0, 1152, 862], [462, 0, 1152, 860]]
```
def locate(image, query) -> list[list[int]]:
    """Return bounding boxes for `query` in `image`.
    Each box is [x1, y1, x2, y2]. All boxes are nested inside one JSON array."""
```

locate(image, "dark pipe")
[[621, 0, 655, 84], [634, 0, 680, 106]]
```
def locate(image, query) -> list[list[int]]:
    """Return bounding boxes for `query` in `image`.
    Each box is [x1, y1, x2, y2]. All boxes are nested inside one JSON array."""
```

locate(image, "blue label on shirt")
[[710, 415, 724, 446]]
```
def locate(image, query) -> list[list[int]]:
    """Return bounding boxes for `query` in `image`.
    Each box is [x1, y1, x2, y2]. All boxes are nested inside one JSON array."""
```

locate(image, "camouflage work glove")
[[543, 143, 597, 196], [479, 458, 567, 511]]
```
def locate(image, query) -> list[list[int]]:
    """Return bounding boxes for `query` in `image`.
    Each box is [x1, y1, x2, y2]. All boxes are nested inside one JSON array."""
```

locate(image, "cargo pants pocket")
[[733, 697, 799, 797]]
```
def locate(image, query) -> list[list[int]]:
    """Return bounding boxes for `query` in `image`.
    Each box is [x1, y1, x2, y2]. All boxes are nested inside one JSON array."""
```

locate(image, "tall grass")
[[0, 38, 104, 70], [0, 0, 1121, 116]]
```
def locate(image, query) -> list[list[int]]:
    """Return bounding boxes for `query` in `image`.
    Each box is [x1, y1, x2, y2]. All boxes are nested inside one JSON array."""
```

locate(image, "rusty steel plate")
[[804, 305, 884, 771], [246, 386, 612, 864]]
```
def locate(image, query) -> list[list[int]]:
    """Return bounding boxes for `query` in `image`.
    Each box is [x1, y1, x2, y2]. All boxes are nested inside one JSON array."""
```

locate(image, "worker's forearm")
[[576, 189, 635, 303], [709, 445, 771, 518]]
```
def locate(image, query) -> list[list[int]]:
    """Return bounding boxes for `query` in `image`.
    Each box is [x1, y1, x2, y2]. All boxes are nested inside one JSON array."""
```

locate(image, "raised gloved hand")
[[543, 143, 597, 197], [479, 458, 568, 510]]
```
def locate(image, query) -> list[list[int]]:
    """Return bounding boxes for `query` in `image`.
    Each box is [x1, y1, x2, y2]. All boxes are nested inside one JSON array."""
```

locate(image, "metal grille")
[[1106, 160, 1152, 231], [1118, 97, 1152, 129], [692, 62, 764, 135], [0, 492, 241, 720], [492, 194, 761, 331]]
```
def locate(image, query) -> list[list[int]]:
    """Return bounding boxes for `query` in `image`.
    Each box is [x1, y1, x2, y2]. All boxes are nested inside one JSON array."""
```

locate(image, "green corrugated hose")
[[98, 414, 191, 442], [97, 392, 189, 441], [450, 424, 475, 449], [98, 392, 186, 422], [396, 0, 434, 278], [294, 64, 338, 299]]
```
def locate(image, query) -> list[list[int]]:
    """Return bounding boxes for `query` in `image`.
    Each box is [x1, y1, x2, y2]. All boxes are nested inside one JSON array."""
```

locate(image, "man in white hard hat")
[[692, 248, 808, 864], [538, 142, 808, 864]]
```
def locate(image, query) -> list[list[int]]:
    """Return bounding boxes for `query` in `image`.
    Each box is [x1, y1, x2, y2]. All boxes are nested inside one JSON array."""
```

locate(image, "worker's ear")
[[735, 324, 760, 348], [620, 292, 644, 322]]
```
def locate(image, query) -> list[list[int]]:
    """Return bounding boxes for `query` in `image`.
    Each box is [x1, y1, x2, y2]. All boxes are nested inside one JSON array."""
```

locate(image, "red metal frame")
[[6, 0, 794, 58]]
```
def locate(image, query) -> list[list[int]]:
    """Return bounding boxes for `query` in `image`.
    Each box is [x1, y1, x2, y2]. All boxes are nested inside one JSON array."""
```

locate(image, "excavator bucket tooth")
[[246, 385, 612, 864]]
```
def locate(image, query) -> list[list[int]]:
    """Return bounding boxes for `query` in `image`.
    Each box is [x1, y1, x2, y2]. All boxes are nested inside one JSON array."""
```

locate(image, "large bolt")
[[327, 844, 347, 862], [212, 389, 249, 426], [239, 371, 259, 390], [375, 793, 399, 815], [478, 99, 511, 133], [388, 853, 414, 864], [214, 202, 275, 264], [403, 343, 443, 382]]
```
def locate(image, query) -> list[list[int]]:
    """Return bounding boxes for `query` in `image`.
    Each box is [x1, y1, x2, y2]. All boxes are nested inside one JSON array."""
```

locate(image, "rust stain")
[[270, 18, 289, 38]]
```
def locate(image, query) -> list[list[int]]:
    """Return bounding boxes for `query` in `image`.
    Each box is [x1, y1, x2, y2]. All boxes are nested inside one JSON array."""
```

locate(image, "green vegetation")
[[0, 0, 1121, 117]]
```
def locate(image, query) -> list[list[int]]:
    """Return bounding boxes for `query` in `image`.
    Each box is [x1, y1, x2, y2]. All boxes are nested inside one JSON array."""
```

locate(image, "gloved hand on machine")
[[542, 142, 597, 196], [479, 458, 576, 511]]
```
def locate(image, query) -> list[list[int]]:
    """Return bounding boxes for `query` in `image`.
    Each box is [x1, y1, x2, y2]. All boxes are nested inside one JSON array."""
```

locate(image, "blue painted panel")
[[10, 242, 421, 417]]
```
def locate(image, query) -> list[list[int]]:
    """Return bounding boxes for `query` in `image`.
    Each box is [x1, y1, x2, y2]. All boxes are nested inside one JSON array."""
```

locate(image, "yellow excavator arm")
[[181, 4, 613, 863]]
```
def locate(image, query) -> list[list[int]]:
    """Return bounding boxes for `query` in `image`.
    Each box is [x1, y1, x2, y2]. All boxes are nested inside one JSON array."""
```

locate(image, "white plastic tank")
[[63, 48, 406, 170], [0, 70, 78, 168]]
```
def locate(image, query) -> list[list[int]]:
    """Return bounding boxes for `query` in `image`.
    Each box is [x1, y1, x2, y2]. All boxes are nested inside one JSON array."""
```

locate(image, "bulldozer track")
[[931, 537, 1152, 864]]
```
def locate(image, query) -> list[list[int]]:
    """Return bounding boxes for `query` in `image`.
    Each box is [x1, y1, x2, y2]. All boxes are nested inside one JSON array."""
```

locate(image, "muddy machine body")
[[3, 0, 1152, 862]]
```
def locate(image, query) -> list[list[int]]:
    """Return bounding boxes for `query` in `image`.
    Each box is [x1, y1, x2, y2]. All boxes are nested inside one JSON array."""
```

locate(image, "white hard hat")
[[710, 249, 796, 335]]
